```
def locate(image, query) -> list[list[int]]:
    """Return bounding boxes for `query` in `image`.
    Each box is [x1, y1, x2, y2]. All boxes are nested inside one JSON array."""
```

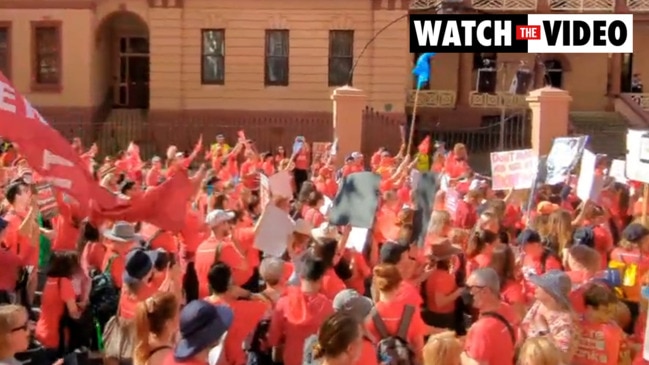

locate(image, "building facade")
[[1, 0, 649, 154]]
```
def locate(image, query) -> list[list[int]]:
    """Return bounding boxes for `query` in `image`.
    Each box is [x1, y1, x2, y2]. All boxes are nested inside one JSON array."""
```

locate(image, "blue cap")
[[122, 248, 154, 286], [174, 300, 233, 361]]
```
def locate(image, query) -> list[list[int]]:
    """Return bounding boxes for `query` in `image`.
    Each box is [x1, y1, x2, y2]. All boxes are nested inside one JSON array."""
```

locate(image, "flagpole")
[[406, 85, 421, 155]]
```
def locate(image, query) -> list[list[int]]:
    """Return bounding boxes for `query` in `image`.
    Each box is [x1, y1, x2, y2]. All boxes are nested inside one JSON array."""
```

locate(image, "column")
[[457, 52, 473, 106], [526, 87, 572, 156], [610, 53, 622, 96], [331, 86, 366, 168]]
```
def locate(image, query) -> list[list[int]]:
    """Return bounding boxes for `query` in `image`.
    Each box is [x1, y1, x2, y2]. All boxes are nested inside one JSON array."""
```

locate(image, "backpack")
[[89, 253, 120, 331], [243, 315, 273, 365], [302, 334, 321, 365], [372, 305, 416, 365]]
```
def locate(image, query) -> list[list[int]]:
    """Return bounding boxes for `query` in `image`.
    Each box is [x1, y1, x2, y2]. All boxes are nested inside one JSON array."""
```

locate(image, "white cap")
[[293, 219, 313, 236], [205, 209, 235, 227]]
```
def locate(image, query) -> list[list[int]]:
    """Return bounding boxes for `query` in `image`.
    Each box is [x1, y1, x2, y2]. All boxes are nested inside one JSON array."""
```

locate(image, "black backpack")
[[244, 312, 274, 365], [89, 254, 120, 332], [372, 305, 416, 365]]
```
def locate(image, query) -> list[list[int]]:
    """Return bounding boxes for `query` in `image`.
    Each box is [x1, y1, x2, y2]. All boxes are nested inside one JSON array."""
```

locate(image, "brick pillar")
[[526, 87, 572, 156], [331, 86, 366, 168]]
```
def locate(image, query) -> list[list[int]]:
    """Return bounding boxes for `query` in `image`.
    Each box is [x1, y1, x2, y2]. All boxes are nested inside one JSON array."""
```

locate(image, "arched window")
[[544, 59, 563, 88], [412, 53, 430, 89]]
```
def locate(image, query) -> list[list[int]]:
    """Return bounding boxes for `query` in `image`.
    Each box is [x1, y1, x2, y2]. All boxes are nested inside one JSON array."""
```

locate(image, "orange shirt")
[[205, 296, 269, 365], [118, 283, 158, 319], [395, 280, 424, 307], [4, 211, 37, 266], [464, 303, 517, 365], [232, 226, 259, 270], [294, 150, 309, 170], [35, 277, 76, 348], [424, 269, 457, 313], [195, 236, 225, 298], [240, 160, 260, 190]]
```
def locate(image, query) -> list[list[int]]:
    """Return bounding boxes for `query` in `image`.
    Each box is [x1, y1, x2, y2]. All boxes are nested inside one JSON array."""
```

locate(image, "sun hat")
[[103, 221, 140, 243], [174, 300, 233, 361], [333, 289, 373, 322], [205, 209, 235, 228], [529, 269, 572, 309], [428, 238, 462, 260]]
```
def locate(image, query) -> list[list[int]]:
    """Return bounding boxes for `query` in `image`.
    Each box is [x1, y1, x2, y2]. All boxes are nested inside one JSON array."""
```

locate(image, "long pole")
[[498, 63, 509, 151], [406, 86, 421, 154]]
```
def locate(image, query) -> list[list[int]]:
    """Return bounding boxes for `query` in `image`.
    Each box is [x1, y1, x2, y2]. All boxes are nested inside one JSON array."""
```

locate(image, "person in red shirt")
[[518, 229, 563, 301], [331, 290, 376, 365], [0, 217, 22, 301], [462, 267, 517, 365], [239, 150, 260, 191], [293, 137, 310, 193], [314, 166, 338, 199], [3, 179, 39, 304], [162, 299, 233, 365], [146, 156, 165, 187], [195, 209, 235, 299], [260, 153, 275, 176], [453, 189, 480, 229], [378, 242, 424, 307]]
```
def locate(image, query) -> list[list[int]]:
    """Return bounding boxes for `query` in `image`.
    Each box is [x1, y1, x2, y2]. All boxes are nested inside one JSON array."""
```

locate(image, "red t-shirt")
[[35, 277, 76, 348], [464, 303, 517, 365]]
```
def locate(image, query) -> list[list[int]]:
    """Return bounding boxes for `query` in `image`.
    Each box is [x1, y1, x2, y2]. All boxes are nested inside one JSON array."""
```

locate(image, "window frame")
[[0, 22, 12, 82], [200, 29, 225, 85], [328, 30, 354, 87], [264, 29, 289, 87], [31, 20, 63, 92]]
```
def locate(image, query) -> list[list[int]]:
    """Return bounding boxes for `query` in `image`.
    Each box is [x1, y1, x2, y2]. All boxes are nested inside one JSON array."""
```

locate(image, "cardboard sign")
[[627, 130, 649, 184], [490, 149, 537, 190], [329, 172, 381, 229], [254, 204, 294, 257], [268, 170, 293, 198], [609, 159, 627, 183], [35, 182, 58, 220], [576, 149, 605, 202], [545, 136, 588, 185]]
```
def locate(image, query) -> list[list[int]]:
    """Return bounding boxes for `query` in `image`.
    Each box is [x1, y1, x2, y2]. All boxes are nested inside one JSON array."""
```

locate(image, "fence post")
[[526, 87, 572, 156], [331, 86, 366, 168]]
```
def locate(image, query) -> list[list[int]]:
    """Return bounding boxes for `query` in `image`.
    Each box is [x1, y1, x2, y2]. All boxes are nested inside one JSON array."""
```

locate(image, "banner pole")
[[406, 86, 421, 155]]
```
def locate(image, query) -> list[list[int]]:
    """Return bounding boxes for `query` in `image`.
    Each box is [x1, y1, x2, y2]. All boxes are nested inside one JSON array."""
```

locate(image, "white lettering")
[[477, 22, 490, 46], [48, 177, 73, 190], [494, 20, 511, 46], [42, 149, 74, 170], [414, 20, 442, 47], [442, 22, 462, 46], [0, 80, 17, 113], [23, 99, 48, 125], [460, 21, 477, 46]]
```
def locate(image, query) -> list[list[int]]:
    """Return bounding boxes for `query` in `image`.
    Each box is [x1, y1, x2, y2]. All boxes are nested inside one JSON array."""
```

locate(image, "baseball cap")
[[333, 289, 373, 322]]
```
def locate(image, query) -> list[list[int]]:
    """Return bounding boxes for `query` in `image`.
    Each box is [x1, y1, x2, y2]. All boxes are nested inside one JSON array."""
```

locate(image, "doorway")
[[115, 36, 149, 109], [621, 53, 634, 93]]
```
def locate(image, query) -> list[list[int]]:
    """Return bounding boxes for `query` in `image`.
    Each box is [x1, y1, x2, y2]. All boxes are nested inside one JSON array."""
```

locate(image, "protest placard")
[[35, 182, 58, 220], [490, 149, 537, 190]]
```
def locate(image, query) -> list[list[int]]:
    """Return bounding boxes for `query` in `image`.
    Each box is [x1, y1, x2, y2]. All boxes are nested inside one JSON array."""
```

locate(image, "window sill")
[[30, 83, 62, 93]]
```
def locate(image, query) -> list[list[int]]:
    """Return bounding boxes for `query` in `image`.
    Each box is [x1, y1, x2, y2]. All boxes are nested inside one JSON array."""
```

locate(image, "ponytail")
[[312, 342, 324, 360], [133, 299, 152, 365]]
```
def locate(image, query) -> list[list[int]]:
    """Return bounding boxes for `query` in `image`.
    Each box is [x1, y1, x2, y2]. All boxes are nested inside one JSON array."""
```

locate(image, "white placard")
[[345, 227, 369, 253], [254, 204, 294, 257], [576, 149, 604, 202], [268, 170, 293, 198], [319, 195, 333, 216], [627, 129, 649, 184], [609, 159, 627, 184]]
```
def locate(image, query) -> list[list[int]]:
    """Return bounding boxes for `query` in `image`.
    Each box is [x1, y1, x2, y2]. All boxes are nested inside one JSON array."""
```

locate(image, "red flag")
[[418, 136, 431, 155], [97, 169, 194, 231], [0, 72, 193, 231]]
